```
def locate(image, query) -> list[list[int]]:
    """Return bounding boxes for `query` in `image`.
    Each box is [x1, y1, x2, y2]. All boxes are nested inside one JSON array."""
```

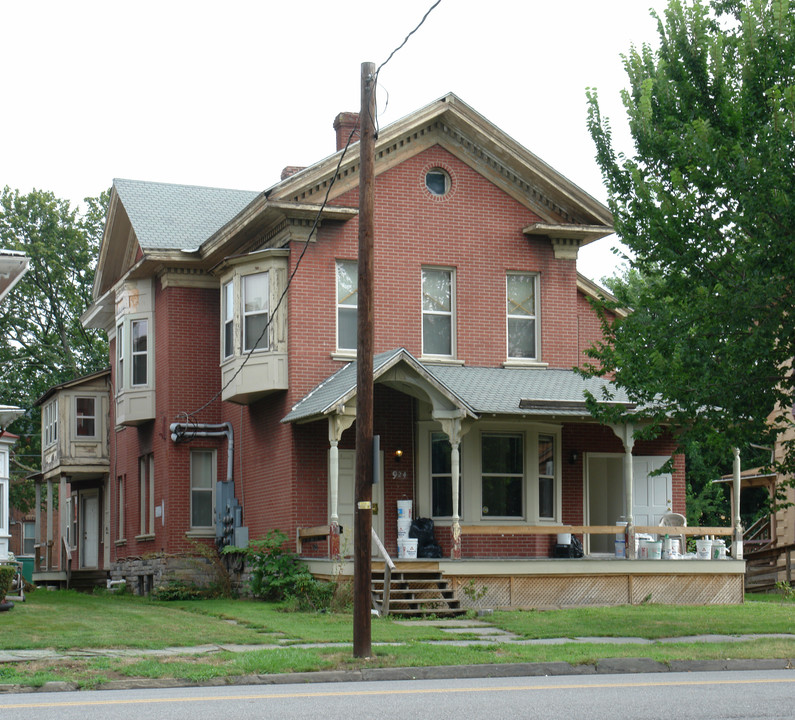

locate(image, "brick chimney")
[[280, 166, 306, 180], [333, 112, 360, 151]]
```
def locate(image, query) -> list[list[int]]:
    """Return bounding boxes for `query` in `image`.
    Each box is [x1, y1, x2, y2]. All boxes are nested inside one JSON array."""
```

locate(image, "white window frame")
[[190, 449, 216, 531], [538, 434, 555, 520], [480, 432, 525, 520], [506, 273, 539, 360], [336, 259, 358, 353], [430, 432, 462, 519], [22, 520, 35, 555], [43, 399, 58, 448], [131, 318, 149, 387], [116, 322, 124, 392], [74, 396, 97, 439], [117, 475, 125, 543], [421, 266, 455, 358], [222, 279, 234, 359], [138, 454, 154, 538], [242, 271, 270, 352]]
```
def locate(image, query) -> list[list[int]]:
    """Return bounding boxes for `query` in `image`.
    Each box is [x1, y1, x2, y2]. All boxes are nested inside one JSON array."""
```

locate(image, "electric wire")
[[179, 0, 442, 422]]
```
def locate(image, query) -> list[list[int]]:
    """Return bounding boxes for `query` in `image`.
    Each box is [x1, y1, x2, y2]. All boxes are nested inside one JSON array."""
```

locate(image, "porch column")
[[732, 447, 743, 558], [610, 423, 636, 558], [59, 474, 67, 571], [434, 410, 472, 560], [328, 411, 355, 557], [46, 478, 53, 570], [34, 480, 41, 571]]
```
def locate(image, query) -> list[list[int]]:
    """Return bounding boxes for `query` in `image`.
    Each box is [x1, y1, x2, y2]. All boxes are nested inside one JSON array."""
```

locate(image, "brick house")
[[33, 94, 745, 606]]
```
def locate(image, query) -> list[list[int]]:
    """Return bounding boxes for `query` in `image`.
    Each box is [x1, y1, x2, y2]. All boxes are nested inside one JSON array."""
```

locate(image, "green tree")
[[584, 1, 795, 483], [0, 187, 109, 510]]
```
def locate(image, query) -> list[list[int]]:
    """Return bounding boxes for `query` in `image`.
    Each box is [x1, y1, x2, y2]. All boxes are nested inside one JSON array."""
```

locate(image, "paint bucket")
[[397, 539, 406, 558], [662, 538, 680, 559], [646, 540, 663, 559], [696, 538, 712, 560], [711, 539, 726, 560], [397, 518, 411, 541], [397, 500, 413, 520], [403, 538, 418, 559], [557, 533, 572, 545], [615, 538, 626, 558], [638, 538, 648, 559]]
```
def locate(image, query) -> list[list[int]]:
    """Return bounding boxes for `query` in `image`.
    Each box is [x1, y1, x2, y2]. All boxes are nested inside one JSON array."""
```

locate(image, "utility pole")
[[353, 61, 375, 658]]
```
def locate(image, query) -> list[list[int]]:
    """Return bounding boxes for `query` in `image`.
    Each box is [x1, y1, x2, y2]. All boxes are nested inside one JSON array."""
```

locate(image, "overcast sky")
[[1, 0, 668, 284]]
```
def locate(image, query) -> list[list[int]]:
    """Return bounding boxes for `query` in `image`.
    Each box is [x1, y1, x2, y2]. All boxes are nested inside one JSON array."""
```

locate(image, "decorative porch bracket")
[[609, 422, 636, 558], [434, 409, 473, 560]]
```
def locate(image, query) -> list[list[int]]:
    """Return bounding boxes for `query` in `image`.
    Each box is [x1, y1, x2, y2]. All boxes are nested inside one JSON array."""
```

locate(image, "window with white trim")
[[131, 319, 148, 386], [481, 433, 523, 518], [190, 450, 216, 529], [422, 267, 454, 357], [22, 521, 35, 555], [243, 272, 269, 352], [117, 475, 125, 542], [538, 435, 555, 519], [222, 280, 234, 358], [336, 260, 358, 351], [138, 454, 154, 537], [507, 273, 538, 359], [431, 432, 461, 518], [43, 399, 58, 448], [75, 397, 96, 438], [116, 323, 124, 391]]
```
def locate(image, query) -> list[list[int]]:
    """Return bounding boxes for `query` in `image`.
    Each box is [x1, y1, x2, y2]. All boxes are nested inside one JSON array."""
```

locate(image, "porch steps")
[[744, 543, 794, 593], [371, 568, 465, 618], [67, 569, 110, 592]]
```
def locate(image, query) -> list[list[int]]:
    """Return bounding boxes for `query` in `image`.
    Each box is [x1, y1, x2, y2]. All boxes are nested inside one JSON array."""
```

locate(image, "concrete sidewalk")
[[1, 618, 793, 693]]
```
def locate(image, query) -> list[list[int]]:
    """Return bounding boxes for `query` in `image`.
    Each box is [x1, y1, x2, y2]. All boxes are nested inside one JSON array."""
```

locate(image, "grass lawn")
[[0, 589, 792, 689]]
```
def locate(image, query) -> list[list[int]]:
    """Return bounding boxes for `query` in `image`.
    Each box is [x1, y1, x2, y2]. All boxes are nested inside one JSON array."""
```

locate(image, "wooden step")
[[371, 567, 464, 617]]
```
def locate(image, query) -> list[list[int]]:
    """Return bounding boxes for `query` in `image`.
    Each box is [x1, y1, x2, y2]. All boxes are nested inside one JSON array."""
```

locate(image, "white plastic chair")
[[659, 512, 687, 556]]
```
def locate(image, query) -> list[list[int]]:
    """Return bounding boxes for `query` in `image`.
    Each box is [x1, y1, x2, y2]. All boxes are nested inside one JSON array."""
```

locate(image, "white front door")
[[336, 449, 384, 556], [80, 492, 99, 568], [632, 456, 672, 527]]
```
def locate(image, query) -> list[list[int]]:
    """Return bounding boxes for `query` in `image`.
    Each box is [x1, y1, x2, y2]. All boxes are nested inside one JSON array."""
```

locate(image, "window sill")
[[185, 530, 215, 538], [502, 359, 548, 369], [331, 351, 357, 362], [115, 539, 127, 547], [135, 534, 155, 542], [419, 356, 465, 366]]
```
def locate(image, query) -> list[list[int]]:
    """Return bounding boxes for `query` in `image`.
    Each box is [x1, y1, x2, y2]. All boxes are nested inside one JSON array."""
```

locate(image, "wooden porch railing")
[[460, 525, 733, 537]]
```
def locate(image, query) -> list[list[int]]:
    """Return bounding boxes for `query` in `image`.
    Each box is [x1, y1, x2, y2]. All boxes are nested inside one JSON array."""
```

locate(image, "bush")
[[0, 565, 14, 599], [151, 580, 212, 601], [225, 530, 335, 611]]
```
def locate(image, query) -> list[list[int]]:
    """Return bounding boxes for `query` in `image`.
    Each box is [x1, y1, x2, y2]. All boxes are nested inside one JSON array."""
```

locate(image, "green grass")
[[0, 589, 792, 689]]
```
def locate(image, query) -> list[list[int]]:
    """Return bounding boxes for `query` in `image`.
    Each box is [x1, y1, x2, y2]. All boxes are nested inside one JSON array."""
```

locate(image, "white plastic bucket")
[[397, 500, 413, 520], [711, 539, 727, 560], [696, 539, 712, 560], [638, 538, 648, 559], [615, 538, 626, 558], [557, 533, 572, 545], [403, 538, 418, 559], [646, 540, 663, 559], [396, 518, 411, 540], [662, 538, 680, 559]]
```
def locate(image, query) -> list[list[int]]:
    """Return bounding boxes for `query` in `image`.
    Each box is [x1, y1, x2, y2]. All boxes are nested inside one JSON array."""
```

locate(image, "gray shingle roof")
[[114, 178, 260, 251], [282, 348, 628, 423]]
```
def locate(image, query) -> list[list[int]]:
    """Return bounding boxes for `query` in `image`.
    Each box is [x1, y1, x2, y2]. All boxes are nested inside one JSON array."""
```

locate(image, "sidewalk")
[[1, 618, 793, 693]]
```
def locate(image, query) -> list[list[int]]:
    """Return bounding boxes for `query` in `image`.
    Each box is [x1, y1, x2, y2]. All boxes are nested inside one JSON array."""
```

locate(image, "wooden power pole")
[[353, 61, 375, 658]]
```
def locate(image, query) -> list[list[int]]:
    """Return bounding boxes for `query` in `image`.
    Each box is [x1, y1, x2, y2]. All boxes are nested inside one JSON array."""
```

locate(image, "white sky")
[[0, 0, 668, 284]]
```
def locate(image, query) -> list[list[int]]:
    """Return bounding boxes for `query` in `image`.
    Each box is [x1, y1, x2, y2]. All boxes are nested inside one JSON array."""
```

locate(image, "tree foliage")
[[0, 187, 109, 509], [584, 0, 795, 478]]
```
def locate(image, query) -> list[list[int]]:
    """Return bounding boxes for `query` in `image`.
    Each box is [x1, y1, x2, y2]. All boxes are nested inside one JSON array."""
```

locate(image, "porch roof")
[[282, 347, 630, 424]]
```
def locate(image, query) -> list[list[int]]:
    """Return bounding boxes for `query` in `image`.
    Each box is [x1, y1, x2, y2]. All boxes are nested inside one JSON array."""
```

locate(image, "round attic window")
[[425, 168, 451, 196]]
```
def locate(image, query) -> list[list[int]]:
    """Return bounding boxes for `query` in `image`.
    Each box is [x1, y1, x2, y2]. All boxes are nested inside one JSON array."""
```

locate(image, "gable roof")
[[283, 347, 629, 425], [0, 249, 29, 304]]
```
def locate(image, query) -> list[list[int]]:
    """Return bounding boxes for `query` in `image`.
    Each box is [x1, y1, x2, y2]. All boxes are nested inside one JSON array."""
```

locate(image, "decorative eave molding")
[[158, 266, 217, 290], [524, 222, 615, 259]]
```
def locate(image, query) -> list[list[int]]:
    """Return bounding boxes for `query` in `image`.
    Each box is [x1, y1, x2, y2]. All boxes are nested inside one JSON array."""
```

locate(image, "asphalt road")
[[1, 669, 793, 720]]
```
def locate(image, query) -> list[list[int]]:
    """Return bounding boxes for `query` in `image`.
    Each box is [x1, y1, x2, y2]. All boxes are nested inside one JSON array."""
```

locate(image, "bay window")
[[75, 397, 96, 438], [243, 271, 269, 352]]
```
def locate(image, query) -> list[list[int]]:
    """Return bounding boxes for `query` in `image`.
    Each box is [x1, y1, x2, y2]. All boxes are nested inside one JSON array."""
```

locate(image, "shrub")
[[0, 565, 14, 600], [151, 579, 211, 601]]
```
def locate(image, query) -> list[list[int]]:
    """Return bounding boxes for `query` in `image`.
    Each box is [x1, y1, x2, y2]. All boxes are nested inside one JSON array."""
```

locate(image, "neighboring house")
[[0, 248, 29, 563], [32, 94, 743, 606]]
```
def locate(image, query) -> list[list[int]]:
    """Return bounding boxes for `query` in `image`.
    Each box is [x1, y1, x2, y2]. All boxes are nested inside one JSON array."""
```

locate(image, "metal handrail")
[[371, 529, 395, 617]]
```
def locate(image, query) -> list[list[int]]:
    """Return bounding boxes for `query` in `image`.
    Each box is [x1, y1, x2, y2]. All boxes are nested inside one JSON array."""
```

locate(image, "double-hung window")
[[336, 260, 358, 351], [43, 400, 58, 448], [538, 435, 555, 519], [507, 273, 538, 359], [431, 432, 462, 518], [190, 450, 215, 530], [138, 454, 154, 537], [22, 521, 35, 555], [116, 323, 124, 391], [75, 397, 96, 438], [422, 267, 454, 357], [481, 433, 523, 518], [131, 320, 148, 386], [222, 280, 234, 358], [243, 272, 269, 352]]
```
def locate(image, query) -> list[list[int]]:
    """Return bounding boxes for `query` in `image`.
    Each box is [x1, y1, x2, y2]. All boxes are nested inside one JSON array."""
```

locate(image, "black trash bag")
[[409, 517, 435, 548], [419, 542, 443, 558], [570, 535, 584, 558]]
